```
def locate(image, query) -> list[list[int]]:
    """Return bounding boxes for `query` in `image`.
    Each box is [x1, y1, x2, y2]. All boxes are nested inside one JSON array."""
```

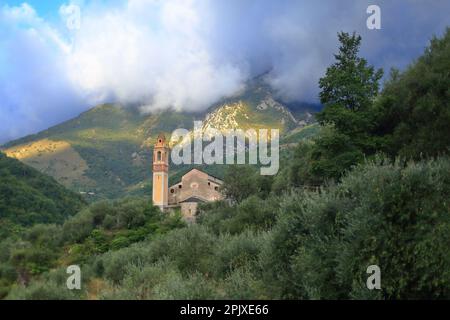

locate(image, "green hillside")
[[0, 152, 85, 239], [1, 29, 449, 301], [2, 76, 318, 200]]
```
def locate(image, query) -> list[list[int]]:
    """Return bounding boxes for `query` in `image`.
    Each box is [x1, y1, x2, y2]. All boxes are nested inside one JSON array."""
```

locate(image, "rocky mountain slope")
[[1, 76, 320, 200]]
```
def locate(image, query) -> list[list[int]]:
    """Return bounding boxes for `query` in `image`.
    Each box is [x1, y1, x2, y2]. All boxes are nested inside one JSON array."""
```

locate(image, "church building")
[[152, 134, 223, 221]]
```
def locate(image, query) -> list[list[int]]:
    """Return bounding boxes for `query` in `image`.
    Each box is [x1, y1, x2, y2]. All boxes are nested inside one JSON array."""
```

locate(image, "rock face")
[[257, 96, 298, 124], [202, 96, 299, 135], [203, 101, 249, 132]]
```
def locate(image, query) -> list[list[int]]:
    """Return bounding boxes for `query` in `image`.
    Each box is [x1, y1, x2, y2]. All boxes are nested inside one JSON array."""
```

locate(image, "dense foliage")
[[373, 29, 450, 159], [290, 28, 450, 185], [0, 197, 184, 298], [267, 157, 450, 299], [1, 29, 449, 300], [0, 152, 85, 239], [3, 156, 449, 300]]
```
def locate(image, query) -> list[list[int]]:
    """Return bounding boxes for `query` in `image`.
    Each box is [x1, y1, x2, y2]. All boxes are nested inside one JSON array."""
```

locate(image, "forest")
[[0, 152, 85, 240], [0, 29, 449, 300]]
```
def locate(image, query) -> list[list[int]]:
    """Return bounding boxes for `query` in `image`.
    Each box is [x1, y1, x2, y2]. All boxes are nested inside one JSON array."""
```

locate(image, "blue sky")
[[6, 0, 62, 15], [0, 0, 449, 144]]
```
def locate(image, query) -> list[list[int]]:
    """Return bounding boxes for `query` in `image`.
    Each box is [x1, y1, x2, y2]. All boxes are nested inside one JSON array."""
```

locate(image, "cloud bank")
[[0, 0, 449, 143]]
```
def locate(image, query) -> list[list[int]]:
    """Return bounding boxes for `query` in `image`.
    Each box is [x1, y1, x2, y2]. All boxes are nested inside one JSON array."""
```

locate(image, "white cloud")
[[0, 0, 449, 143], [0, 3, 83, 143], [64, 0, 246, 111]]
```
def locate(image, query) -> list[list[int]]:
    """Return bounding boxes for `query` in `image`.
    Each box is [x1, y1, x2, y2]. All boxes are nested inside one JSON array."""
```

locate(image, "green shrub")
[[267, 156, 450, 299], [153, 272, 217, 300], [0, 264, 17, 283], [147, 225, 215, 275], [62, 209, 94, 243], [102, 259, 177, 299], [221, 268, 268, 300], [212, 231, 267, 278], [6, 280, 81, 300], [198, 196, 278, 235], [24, 224, 62, 249], [100, 244, 149, 284], [334, 157, 450, 299]]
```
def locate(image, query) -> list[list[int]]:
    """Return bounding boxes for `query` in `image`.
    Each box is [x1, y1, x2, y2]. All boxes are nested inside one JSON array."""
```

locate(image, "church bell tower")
[[152, 133, 169, 210]]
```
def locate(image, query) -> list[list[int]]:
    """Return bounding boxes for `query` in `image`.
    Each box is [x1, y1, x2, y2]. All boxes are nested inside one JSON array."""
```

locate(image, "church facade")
[[152, 134, 223, 221]]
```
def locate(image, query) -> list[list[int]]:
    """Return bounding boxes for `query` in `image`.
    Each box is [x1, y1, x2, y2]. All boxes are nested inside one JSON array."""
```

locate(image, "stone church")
[[152, 134, 223, 221]]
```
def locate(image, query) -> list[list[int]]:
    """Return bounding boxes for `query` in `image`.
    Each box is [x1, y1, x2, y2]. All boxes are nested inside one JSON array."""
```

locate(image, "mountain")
[[0, 152, 85, 239], [1, 76, 320, 200]]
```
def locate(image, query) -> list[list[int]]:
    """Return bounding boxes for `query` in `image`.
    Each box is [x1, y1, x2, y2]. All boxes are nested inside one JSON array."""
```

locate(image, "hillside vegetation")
[[0, 152, 85, 239], [1, 28, 449, 300]]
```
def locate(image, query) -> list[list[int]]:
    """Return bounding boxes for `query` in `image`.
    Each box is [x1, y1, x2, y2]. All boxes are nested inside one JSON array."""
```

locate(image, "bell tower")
[[152, 133, 169, 210]]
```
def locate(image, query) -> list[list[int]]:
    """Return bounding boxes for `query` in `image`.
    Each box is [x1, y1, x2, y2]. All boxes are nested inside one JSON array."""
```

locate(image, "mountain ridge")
[[1, 77, 321, 200]]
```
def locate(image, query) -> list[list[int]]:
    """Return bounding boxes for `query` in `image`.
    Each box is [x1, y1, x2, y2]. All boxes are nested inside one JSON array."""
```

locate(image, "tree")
[[294, 32, 384, 184], [317, 32, 383, 154], [310, 126, 365, 181], [220, 166, 259, 204], [373, 28, 450, 159]]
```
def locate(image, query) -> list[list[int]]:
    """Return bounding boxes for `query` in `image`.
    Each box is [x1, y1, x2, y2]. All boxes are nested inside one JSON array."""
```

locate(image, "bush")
[[24, 224, 62, 249], [147, 225, 215, 275], [104, 260, 179, 299], [212, 231, 268, 278], [220, 166, 260, 204], [221, 268, 268, 300], [373, 28, 450, 159], [267, 156, 450, 299], [0, 264, 17, 283], [198, 196, 279, 235], [10, 245, 59, 276], [153, 272, 217, 300], [6, 280, 82, 300], [261, 191, 322, 299], [62, 209, 94, 243], [334, 157, 450, 299], [99, 244, 149, 284]]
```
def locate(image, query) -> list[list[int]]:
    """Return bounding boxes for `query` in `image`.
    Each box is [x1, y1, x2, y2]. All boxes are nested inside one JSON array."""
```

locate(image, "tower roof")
[[157, 133, 166, 140], [155, 133, 167, 147]]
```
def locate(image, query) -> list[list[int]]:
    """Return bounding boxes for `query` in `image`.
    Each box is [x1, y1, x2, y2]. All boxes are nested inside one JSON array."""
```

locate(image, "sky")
[[0, 0, 449, 144]]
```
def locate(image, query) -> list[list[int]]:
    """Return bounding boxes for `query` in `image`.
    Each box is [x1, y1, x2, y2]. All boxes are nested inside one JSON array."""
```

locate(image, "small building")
[[152, 134, 223, 221]]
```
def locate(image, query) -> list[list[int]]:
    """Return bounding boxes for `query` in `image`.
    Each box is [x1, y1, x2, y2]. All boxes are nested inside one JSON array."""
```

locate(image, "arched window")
[[157, 151, 162, 161]]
